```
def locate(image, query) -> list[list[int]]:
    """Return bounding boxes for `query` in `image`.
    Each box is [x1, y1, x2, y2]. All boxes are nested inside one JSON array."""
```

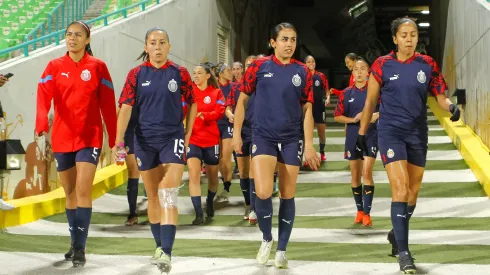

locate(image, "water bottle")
[[116, 142, 126, 166]]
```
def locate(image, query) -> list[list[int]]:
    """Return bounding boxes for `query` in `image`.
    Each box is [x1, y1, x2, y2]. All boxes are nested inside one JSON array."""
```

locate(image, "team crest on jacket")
[[80, 69, 91, 81], [204, 96, 211, 104], [292, 74, 301, 87], [315, 80, 320, 86], [417, 70, 426, 84], [168, 79, 178, 92]]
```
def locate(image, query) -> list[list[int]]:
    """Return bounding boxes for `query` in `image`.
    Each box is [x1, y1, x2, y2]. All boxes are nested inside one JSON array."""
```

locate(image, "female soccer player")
[[36, 21, 117, 267], [214, 62, 235, 202], [232, 61, 244, 82], [114, 27, 196, 274], [187, 63, 225, 225], [117, 105, 140, 226], [357, 18, 460, 274], [233, 22, 320, 268], [334, 58, 377, 227], [330, 52, 358, 96], [304, 55, 330, 163]]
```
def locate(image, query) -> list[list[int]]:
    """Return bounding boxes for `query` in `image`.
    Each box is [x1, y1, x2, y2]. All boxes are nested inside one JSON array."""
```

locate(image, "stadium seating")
[[0, 0, 159, 61]]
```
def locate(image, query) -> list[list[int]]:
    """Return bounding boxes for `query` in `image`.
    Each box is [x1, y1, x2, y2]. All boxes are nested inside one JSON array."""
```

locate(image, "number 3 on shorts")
[[298, 140, 304, 156], [173, 139, 184, 154]]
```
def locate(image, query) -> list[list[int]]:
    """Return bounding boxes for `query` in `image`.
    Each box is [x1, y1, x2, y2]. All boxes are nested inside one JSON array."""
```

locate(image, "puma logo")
[[61, 72, 69, 78], [263, 213, 272, 219]]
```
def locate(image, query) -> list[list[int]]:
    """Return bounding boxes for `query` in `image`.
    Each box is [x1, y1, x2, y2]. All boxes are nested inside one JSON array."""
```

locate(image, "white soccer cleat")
[[156, 251, 172, 274], [150, 247, 163, 265], [248, 211, 257, 225], [274, 250, 288, 269], [215, 190, 229, 202], [256, 239, 273, 265]]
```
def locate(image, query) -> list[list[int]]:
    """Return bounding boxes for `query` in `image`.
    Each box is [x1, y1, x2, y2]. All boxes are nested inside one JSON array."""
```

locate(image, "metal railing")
[[0, 0, 160, 58]]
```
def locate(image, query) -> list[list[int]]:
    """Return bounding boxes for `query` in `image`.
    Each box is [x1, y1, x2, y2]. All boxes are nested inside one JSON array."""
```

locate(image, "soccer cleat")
[[206, 203, 215, 218], [274, 250, 288, 269], [248, 211, 257, 225], [388, 229, 399, 257], [156, 251, 172, 274], [256, 239, 274, 265], [192, 215, 204, 225], [233, 166, 239, 174], [243, 205, 250, 220], [355, 210, 364, 224], [362, 214, 372, 227], [150, 247, 164, 265], [320, 152, 326, 162], [125, 215, 138, 226], [215, 190, 229, 202], [201, 166, 206, 174], [398, 251, 417, 274], [64, 244, 74, 261], [72, 249, 86, 267]]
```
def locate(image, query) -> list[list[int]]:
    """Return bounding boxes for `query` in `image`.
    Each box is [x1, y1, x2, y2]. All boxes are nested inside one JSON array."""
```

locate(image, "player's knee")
[[158, 187, 180, 209]]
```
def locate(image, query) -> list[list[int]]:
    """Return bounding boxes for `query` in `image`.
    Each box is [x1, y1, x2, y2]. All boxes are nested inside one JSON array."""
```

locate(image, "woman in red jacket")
[[187, 62, 225, 225], [35, 21, 117, 267]]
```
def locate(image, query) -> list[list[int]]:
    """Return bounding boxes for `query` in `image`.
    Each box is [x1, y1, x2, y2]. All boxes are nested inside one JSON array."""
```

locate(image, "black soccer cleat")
[[388, 229, 399, 257], [192, 215, 204, 225], [206, 203, 215, 218], [64, 245, 74, 261], [72, 249, 86, 267], [398, 251, 417, 274]]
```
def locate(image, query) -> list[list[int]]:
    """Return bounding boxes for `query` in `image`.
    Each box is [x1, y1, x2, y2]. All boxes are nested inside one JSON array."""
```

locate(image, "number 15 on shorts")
[[174, 139, 184, 159]]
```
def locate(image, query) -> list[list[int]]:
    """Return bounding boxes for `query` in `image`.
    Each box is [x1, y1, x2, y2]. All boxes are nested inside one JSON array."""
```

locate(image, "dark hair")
[[391, 17, 418, 37], [232, 61, 243, 68], [304, 55, 314, 63], [355, 57, 369, 67], [345, 53, 358, 61], [66, 21, 92, 56], [212, 62, 228, 78], [270, 22, 297, 41], [198, 62, 219, 88], [137, 27, 170, 61]]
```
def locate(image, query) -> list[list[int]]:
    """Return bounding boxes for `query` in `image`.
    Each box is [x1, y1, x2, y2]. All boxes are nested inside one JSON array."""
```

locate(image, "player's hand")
[[0, 75, 8, 87], [355, 134, 368, 160], [197, 112, 204, 120], [449, 104, 460, 122], [370, 112, 379, 123], [354, 112, 362, 122], [228, 114, 234, 123], [232, 135, 243, 154], [304, 145, 320, 171], [325, 96, 330, 106]]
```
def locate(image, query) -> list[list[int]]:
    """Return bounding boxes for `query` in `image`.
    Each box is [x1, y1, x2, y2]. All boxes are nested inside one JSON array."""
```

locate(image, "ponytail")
[[200, 62, 219, 89], [85, 43, 93, 56]]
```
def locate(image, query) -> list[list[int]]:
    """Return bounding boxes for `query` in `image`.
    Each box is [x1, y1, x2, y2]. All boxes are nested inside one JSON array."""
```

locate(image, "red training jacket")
[[36, 52, 117, 152], [190, 84, 225, 148]]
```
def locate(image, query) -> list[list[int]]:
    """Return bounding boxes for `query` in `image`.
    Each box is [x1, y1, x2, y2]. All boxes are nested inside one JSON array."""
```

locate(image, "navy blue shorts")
[[218, 123, 233, 140], [187, 144, 220, 165], [378, 130, 428, 167], [54, 147, 100, 172], [345, 129, 378, 160], [251, 137, 303, 167], [134, 137, 186, 171], [124, 129, 135, 155], [313, 107, 326, 124], [236, 141, 252, 157]]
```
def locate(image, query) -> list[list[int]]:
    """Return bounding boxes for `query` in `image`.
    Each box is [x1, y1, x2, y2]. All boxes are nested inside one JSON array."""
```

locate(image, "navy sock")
[[150, 223, 162, 247], [223, 181, 231, 192], [206, 190, 216, 205], [239, 178, 251, 205], [277, 198, 295, 251], [191, 196, 203, 217], [127, 178, 139, 217], [363, 185, 375, 215], [319, 143, 325, 154], [407, 204, 416, 221], [74, 207, 92, 250], [351, 186, 363, 211], [255, 196, 273, 242], [65, 208, 77, 244], [249, 179, 256, 211], [160, 224, 176, 258], [391, 202, 409, 253]]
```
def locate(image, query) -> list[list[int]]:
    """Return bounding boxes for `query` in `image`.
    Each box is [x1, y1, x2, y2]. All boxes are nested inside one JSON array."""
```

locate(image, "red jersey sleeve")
[[98, 62, 117, 148], [36, 61, 55, 135], [349, 73, 355, 86], [319, 72, 329, 92], [420, 55, 448, 96], [370, 56, 388, 86], [179, 66, 195, 104], [119, 66, 140, 106], [201, 88, 226, 121], [181, 95, 188, 118], [226, 82, 242, 109], [330, 88, 343, 97], [333, 92, 345, 117], [242, 59, 260, 95], [300, 65, 314, 105]]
